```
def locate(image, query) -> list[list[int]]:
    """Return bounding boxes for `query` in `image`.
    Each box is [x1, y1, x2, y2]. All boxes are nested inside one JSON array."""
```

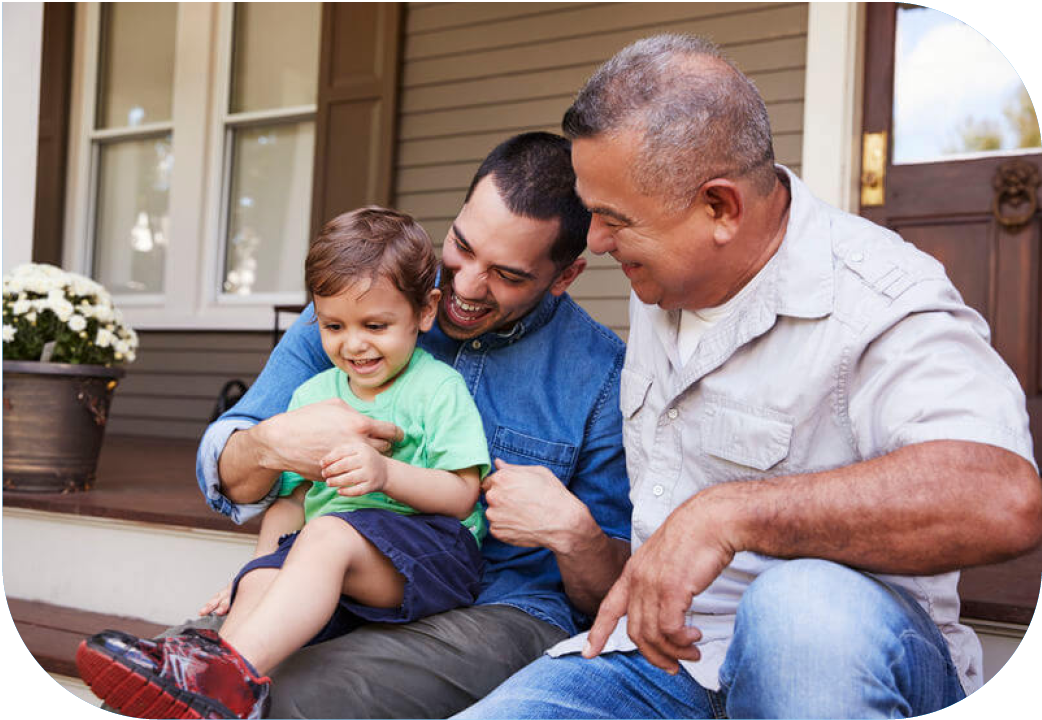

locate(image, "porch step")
[[3, 435, 257, 626], [9, 598, 166, 678]]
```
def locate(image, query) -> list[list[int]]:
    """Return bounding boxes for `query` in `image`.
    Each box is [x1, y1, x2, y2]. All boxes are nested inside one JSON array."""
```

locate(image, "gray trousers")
[[132, 605, 567, 719]]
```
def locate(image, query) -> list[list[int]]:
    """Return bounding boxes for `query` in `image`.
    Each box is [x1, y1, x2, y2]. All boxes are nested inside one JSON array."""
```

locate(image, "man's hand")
[[255, 399, 402, 480], [584, 490, 738, 674], [322, 441, 390, 497], [482, 459, 589, 550]]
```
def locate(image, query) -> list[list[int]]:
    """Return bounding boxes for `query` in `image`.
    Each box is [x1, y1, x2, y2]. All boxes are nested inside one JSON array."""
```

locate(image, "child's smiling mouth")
[[347, 357, 383, 374]]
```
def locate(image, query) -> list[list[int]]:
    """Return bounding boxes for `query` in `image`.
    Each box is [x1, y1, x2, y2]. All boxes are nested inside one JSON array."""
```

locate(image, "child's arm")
[[321, 442, 480, 520], [198, 484, 309, 617]]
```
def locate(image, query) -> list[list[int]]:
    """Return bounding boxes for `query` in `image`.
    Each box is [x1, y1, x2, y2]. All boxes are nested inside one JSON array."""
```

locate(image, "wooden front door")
[[861, 3, 1042, 626]]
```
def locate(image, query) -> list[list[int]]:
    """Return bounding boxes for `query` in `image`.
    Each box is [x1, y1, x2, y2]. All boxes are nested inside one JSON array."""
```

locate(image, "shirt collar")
[[643, 165, 834, 361], [482, 290, 561, 348]]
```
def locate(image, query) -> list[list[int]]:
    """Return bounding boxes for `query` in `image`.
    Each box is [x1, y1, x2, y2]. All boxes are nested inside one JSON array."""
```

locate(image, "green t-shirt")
[[279, 347, 490, 544]]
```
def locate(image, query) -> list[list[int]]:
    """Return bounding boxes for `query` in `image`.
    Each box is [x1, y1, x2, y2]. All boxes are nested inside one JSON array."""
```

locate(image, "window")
[[65, 2, 321, 329]]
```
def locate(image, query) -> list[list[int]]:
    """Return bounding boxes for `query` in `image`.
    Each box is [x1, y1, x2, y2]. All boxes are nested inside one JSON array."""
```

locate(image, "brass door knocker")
[[992, 159, 1040, 231]]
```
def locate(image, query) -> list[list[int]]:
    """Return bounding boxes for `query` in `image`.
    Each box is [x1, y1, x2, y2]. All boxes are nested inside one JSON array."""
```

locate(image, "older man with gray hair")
[[458, 34, 1042, 719]]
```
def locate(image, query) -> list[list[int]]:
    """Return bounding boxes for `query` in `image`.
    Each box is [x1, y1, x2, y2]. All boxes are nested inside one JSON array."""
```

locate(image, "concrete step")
[[3, 506, 255, 626]]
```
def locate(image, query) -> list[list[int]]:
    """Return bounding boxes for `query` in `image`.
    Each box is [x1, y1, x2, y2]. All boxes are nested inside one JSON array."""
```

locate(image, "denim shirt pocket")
[[491, 426, 578, 478], [703, 401, 794, 472]]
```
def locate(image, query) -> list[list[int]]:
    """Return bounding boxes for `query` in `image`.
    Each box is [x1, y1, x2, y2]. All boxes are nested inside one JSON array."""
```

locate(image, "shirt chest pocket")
[[703, 401, 794, 472], [491, 426, 578, 479]]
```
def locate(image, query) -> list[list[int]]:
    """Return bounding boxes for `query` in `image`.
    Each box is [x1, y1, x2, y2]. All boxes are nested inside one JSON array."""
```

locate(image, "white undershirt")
[[676, 273, 764, 365]]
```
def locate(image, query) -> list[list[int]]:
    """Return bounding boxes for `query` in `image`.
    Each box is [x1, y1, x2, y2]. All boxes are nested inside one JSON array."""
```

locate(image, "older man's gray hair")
[[562, 34, 777, 209]]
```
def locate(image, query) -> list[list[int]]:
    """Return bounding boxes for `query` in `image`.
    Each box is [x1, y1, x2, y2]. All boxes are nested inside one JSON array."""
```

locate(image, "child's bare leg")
[[220, 515, 404, 675], [219, 567, 278, 639]]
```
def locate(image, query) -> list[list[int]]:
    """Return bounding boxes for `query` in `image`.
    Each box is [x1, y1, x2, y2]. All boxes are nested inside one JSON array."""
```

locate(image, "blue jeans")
[[456, 560, 966, 718]]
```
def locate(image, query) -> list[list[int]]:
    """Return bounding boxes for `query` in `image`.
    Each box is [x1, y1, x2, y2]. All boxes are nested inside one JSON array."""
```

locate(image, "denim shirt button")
[[471, 340, 482, 350]]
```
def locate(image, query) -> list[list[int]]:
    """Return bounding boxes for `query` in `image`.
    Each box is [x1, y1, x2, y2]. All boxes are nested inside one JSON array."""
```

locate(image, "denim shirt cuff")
[[197, 418, 280, 524]]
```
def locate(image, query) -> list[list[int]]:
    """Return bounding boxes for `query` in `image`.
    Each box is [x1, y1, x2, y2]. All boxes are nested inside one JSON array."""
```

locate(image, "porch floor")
[[2, 435, 259, 535]]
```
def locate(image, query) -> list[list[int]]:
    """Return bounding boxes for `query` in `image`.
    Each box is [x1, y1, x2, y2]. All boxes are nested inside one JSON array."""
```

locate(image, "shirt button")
[[652, 484, 664, 497], [850, 252, 864, 263], [667, 408, 679, 420], [471, 340, 482, 350], [705, 407, 716, 416]]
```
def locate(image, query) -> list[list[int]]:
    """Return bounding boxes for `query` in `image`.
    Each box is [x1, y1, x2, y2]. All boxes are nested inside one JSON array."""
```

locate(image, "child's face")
[[314, 275, 438, 401]]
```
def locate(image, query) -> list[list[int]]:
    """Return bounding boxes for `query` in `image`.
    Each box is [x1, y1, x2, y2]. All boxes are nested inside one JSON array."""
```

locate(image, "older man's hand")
[[583, 490, 738, 673]]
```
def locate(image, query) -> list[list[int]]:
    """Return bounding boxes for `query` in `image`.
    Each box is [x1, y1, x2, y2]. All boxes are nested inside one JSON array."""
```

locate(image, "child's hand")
[[199, 581, 233, 616], [322, 441, 389, 496]]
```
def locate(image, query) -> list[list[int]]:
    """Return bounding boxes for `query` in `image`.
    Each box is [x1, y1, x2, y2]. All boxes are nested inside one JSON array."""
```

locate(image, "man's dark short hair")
[[465, 132, 591, 267]]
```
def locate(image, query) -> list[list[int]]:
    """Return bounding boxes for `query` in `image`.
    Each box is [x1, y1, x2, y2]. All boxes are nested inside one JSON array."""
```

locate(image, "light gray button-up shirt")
[[547, 168, 1035, 694]]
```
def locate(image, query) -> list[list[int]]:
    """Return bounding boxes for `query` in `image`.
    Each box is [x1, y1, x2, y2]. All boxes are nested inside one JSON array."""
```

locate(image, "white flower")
[[95, 328, 115, 348], [12, 298, 31, 315], [68, 314, 87, 332], [51, 298, 75, 322], [25, 311, 37, 323], [114, 339, 130, 355], [93, 304, 114, 323], [2, 324, 15, 342]]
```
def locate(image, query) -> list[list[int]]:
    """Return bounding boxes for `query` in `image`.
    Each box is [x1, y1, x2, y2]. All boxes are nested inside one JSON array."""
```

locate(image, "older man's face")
[[572, 132, 729, 312]]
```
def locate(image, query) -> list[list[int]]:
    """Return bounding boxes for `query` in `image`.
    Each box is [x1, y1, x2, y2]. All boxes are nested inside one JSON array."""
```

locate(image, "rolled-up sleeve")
[[847, 280, 1036, 470], [193, 304, 332, 523]]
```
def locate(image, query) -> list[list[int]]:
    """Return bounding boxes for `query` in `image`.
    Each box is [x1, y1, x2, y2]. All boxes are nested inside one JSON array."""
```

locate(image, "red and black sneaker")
[[76, 628, 271, 719]]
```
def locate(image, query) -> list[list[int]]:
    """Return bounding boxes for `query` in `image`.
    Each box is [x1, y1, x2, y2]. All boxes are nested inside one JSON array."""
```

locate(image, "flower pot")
[[2, 360, 125, 493]]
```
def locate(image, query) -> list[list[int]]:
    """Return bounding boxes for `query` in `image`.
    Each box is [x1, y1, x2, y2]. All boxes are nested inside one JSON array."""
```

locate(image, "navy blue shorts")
[[229, 508, 483, 646]]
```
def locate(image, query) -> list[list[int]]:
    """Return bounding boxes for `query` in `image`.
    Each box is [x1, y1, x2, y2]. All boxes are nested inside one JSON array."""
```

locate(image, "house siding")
[[395, 1, 808, 337], [110, 1, 808, 439], [107, 331, 272, 439]]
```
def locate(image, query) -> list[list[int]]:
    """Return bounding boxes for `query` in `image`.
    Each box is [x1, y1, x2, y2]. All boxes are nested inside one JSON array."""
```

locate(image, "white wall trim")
[[2, 2, 44, 273], [800, 1, 865, 212]]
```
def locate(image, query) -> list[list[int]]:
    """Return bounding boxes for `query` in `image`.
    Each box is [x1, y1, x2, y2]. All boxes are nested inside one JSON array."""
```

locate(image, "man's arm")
[[587, 439, 1042, 671], [482, 460, 630, 616], [483, 352, 633, 616], [218, 400, 401, 504]]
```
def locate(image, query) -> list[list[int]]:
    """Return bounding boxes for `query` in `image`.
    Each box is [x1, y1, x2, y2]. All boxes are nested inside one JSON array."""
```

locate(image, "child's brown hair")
[[306, 206, 437, 313]]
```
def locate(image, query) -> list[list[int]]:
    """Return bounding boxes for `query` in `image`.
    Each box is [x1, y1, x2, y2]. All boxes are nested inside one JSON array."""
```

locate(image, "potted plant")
[[2, 263, 139, 493]]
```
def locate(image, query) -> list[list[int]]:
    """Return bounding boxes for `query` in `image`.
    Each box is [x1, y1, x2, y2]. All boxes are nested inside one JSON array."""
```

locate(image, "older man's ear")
[[699, 179, 743, 247]]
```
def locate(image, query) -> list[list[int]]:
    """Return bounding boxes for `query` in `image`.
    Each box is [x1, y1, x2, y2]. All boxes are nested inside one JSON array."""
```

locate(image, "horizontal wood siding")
[[107, 331, 272, 440], [395, 2, 808, 338], [111, 3, 808, 439]]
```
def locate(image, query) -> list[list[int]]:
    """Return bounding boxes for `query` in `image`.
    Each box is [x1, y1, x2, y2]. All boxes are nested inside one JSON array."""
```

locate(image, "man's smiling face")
[[437, 176, 569, 340]]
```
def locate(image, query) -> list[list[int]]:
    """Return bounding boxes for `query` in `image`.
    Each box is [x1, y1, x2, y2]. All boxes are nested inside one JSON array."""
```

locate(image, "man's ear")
[[699, 179, 742, 246], [418, 288, 440, 332], [549, 257, 586, 296]]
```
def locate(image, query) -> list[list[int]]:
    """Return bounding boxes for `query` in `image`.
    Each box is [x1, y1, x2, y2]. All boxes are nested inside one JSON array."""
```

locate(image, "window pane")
[[892, 5, 1040, 164], [223, 122, 314, 295], [94, 137, 172, 294], [97, 3, 177, 129], [230, 2, 321, 113]]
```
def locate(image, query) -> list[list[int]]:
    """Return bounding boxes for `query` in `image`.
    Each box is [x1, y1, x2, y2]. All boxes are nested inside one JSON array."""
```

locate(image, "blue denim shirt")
[[196, 291, 632, 635]]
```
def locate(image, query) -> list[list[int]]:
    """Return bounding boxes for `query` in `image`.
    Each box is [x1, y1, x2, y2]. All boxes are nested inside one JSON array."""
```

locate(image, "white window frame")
[[64, 2, 311, 330]]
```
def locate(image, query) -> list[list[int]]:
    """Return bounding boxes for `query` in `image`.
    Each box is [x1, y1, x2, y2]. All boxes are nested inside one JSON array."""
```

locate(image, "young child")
[[76, 207, 490, 719]]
